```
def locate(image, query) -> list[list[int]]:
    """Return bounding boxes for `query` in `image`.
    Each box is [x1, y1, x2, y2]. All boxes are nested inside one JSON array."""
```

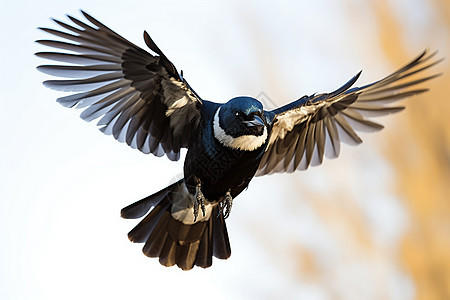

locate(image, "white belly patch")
[[170, 183, 214, 224]]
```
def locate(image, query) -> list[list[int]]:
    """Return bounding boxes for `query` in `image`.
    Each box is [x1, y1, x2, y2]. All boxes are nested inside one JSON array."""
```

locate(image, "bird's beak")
[[244, 115, 265, 128]]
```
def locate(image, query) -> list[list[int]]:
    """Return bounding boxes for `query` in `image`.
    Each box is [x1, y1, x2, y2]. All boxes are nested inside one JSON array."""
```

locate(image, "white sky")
[[0, 0, 444, 299]]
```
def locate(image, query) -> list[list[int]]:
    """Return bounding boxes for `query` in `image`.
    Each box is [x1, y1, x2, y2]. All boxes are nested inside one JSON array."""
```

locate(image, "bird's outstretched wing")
[[256, 50, 442, 176], [36, 11, 202, 161]]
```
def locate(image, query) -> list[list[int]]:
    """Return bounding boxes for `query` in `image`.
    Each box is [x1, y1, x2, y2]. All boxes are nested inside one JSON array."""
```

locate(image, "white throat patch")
[[213, 107, 268, 151]]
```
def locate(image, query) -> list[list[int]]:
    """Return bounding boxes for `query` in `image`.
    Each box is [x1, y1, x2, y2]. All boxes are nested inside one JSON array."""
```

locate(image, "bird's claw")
[[194, 183, 206, 222], [218, 190, 233, 219]]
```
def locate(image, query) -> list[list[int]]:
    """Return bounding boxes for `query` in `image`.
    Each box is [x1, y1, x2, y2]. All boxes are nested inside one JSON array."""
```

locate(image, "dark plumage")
[[37, 11, 442, 270]]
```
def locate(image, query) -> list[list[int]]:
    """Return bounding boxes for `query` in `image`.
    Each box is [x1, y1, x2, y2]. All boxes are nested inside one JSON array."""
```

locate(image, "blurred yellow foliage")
[[371, 0, 450, 299]]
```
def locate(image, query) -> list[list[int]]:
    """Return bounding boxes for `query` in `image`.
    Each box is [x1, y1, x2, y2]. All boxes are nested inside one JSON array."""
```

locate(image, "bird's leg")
[[218, 190, 233, 219], [193, 182, 206, 222]]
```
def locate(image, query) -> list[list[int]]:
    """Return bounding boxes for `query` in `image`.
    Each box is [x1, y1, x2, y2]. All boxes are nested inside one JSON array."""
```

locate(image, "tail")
[[121, 179, 231, 270]]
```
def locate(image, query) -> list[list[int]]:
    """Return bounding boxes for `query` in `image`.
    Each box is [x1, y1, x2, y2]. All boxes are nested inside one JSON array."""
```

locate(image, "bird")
[[36, 10, 442, 270]]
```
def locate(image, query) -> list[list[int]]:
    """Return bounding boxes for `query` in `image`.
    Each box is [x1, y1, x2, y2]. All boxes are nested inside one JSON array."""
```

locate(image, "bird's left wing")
[[36, 11, 202, 161], [256, 50, 441, 176]]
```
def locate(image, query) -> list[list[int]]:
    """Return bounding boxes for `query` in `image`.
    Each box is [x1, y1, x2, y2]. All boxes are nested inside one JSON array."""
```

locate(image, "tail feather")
[[168, 217, 207, 244], [128, 199, 170, 243], [122, 179, 232, 270], [176, 242, 200, 270], [212, 211, 231, 259], [142, 210, 170, 257], [195, 215, 214, 268], [121, 181, 176, 219], [159, 238, 177, 267]]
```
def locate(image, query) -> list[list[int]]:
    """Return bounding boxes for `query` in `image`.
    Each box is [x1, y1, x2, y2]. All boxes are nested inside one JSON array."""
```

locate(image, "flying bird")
[[36, 11, 442, 270]]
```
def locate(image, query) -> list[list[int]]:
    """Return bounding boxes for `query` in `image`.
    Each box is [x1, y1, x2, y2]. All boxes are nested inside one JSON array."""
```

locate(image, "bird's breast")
[[184, 124, 266, 200]]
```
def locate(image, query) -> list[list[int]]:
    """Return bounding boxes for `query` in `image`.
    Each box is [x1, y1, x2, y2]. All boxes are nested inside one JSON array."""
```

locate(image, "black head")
[[213, 96, 268, 151]]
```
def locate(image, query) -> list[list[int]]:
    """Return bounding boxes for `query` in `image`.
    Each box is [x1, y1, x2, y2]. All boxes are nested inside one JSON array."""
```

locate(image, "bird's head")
[[213, 96, 268, 151]]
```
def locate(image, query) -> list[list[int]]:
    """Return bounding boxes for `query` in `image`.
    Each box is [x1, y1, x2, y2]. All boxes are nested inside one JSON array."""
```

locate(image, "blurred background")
[[0, 0, 448, 299]]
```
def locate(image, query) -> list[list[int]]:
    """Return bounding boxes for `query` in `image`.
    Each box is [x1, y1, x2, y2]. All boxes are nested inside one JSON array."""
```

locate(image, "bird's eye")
[[235, 111, 241, 117]]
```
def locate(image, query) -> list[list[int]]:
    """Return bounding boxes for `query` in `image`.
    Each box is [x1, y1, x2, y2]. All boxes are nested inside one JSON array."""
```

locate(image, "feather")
[[36, 52, 120, 65], [334, 113, 362, 145], [158, 236, 177, 267], [283, 132, 301, 169], [257, 48, 440, 176], [350, 103, 405, 118], [326, 71, 362, 99], [305, 122, 316, 167], [324, 117, 340, 158], [128, 202, 169, 243], [37, 64, 121, 78], [341, 108, 384, 132], [293, 123, 308, 170], [56, 80, 128, 107], [358, 89, 428, 105], [143, 225, 168, 258], [97, 93, 141, 126], [195, 217, 213, 268], [176, 241, 200, 270], [37, 11, 202, 160], [36, 39, 119, 56], [314, 120, 325, 164], [212, 212, 231, 259], [38, 27, 88, 45]]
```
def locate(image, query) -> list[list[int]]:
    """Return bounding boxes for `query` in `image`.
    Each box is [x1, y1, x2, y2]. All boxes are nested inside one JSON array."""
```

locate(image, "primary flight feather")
[[36, 10, 442, 270]]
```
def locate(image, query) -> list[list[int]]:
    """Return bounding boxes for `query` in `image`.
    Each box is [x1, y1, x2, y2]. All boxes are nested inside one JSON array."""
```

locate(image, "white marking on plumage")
[[159, 77, 201, 140], [269, 101, 328, 143], [213, 107, 268, 151], [163, 77, 199, 117], [170, 183, 214, 225], [165, 95, 189, 116]]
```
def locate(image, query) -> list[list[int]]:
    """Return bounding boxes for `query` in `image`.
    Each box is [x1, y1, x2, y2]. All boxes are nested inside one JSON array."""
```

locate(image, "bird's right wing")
[[36, 11, 203, 161], [257, 50, 442, 176]]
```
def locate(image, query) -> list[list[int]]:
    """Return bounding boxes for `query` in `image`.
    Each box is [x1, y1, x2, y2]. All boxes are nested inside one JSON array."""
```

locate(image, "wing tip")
[[143, 30, 162, 57], [79, 9, 93, 21], [327, 70, 363, 99], [56, 97, 77, 108], [35, 65, 46, 73]]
